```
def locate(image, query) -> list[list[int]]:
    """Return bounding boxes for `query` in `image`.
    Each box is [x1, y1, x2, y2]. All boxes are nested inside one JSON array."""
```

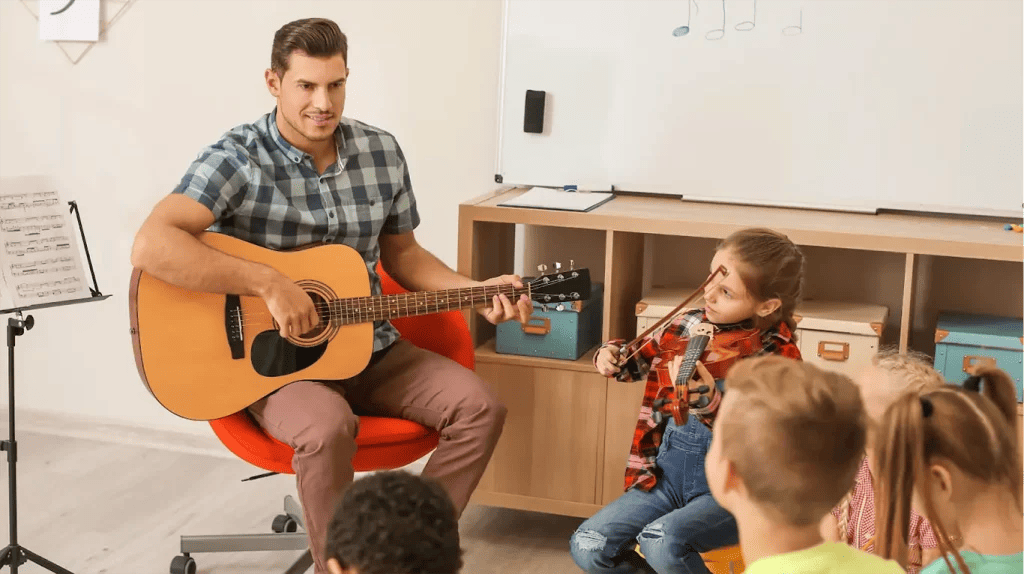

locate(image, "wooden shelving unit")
[[459, 187, 1022, 517]]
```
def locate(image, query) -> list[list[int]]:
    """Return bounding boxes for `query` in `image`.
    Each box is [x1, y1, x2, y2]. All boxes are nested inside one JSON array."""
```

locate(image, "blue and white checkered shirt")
[[173, 109, 420, 352]]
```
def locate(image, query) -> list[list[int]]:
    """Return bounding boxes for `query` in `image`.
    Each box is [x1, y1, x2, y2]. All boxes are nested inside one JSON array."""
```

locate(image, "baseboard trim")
[[0, 406, 230, 460], [0, 406, 431, 474]]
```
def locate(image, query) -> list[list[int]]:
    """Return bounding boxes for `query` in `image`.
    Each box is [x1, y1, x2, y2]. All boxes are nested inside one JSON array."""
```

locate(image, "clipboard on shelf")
[[498, 187, 614, 213]]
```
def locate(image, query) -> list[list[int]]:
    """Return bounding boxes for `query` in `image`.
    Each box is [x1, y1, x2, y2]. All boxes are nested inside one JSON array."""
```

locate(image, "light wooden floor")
[[0, 430, 584, 574]]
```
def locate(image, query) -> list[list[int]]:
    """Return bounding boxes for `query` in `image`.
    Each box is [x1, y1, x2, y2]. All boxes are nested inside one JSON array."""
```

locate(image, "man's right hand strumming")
[[258, 270, 320, 339]]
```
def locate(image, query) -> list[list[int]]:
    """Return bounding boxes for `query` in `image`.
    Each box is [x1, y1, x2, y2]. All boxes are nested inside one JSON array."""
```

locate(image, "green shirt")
[[920, 550, 1023, 574], [745, 541, 905, 574]]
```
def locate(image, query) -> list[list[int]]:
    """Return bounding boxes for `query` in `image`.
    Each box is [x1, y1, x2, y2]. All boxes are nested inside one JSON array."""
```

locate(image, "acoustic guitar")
[[129, 232, 591, 421]]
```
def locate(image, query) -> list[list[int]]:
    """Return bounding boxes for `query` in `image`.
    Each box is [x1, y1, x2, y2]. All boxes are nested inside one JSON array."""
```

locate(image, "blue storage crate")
[[934, 312, 1023, 401], [496, 283, 604, 360]]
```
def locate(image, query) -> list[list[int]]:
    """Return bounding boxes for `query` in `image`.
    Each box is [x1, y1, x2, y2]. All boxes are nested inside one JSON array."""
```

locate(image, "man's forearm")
[[131, 225, 277, 297], [381, 243, 477, 293]]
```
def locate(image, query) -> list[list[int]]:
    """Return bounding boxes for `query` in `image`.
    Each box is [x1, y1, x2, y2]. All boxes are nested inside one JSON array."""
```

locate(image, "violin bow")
[[619, 265, 728, 364]]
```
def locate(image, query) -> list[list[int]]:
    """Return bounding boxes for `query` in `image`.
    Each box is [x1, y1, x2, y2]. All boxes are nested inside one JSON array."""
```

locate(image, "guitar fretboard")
[[329, 283, 530, 324]]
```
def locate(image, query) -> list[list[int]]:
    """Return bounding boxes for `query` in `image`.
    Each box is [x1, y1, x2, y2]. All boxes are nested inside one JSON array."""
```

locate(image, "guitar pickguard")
[[251, 330, 329, 377]]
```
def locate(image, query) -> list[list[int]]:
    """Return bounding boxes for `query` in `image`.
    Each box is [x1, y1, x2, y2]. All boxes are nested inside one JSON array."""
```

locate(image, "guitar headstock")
[[528, 263, 591, 304]]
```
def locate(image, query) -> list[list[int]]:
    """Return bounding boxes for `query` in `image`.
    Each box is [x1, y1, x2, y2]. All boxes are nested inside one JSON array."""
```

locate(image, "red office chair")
[[170, 266, 475, 574]]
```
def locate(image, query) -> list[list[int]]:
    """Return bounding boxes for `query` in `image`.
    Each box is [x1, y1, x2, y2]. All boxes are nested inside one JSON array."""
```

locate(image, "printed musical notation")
[[16, 277, 83, 299], [0, 180, 90, 310], [0, 191, 61, 211], [1, 214, 65, 235]]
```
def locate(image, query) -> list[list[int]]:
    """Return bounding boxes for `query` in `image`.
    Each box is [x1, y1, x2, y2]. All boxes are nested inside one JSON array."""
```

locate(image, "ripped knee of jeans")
[[571, 528, 608, 553], [638, 521, 665, 541]]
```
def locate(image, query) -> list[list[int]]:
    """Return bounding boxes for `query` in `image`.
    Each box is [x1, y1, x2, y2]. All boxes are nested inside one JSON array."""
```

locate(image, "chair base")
[[173, 495, 312, 574]]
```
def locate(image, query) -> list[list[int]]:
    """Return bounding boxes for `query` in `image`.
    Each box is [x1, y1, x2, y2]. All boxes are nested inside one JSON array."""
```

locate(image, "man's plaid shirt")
[[173, 109, 419, 352], [598, 308, 801, 493]]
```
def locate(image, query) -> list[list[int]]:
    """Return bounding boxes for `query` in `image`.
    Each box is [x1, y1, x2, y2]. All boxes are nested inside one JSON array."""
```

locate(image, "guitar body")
[[129, 232, 373, 421]]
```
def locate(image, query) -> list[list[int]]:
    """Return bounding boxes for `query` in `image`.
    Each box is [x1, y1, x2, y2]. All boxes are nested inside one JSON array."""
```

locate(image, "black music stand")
[[0, 201, 110, 574]]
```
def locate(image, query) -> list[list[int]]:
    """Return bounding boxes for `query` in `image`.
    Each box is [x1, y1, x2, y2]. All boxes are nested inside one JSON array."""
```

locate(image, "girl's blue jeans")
[[569, 416, 738, 574]]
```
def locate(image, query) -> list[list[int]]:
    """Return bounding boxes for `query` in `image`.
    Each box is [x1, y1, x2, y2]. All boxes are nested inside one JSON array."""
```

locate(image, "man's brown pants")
[[248, 339, 507, 574]]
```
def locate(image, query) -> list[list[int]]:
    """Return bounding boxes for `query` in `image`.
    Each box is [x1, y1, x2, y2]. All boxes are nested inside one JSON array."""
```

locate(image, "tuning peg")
[[570, 292, 580, 300], [554, 262, 562, 271], [651, 411, 664, 425], [569, 259, 575, 270], [690, 396, 711, 409], [537, 264, 548, 273], [555, 303, 565, 312]]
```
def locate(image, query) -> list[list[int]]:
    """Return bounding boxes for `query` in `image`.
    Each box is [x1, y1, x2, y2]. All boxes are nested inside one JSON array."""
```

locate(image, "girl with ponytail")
[[874, 367, 1023, 574]]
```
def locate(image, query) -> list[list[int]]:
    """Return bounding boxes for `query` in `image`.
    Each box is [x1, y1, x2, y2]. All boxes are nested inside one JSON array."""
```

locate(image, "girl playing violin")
[[570, 228, 804, 574]]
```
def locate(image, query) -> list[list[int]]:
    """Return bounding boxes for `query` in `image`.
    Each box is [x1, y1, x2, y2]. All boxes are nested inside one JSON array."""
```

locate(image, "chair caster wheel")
[[272, 513, 298, 533], [170, 554, 197, 574]]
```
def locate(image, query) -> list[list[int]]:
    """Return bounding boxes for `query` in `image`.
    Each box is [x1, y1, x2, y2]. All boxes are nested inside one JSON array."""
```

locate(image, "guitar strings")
[[226, 274, 579, 328], [227, 277, 567, 326]]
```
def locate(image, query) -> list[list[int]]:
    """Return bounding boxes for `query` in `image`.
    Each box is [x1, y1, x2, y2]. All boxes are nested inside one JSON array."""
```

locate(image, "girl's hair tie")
[[963, 375, 983, 392], [920, 396, 934, 418]]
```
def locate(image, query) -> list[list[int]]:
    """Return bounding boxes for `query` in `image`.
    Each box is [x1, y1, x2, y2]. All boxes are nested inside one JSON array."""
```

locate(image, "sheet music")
[[0, 177, 91, 310]]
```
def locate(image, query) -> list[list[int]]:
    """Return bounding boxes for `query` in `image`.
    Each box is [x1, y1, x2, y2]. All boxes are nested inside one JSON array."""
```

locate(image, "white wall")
[[0, 0, 503, 437]]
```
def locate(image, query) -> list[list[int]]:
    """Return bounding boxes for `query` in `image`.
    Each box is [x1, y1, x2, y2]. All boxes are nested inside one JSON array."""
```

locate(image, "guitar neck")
[[331, 283, 530, 324]]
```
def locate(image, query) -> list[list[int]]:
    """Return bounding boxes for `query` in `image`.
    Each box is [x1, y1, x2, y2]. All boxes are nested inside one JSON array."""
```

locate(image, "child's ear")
[[724, 459, 745, 494], [929, 463, 954, 502], [755, 297, 782, 319], [326, 558, 352, 574]]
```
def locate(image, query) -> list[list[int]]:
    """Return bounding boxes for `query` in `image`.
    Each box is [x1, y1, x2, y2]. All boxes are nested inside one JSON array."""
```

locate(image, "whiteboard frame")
[[493, 0, 512, 184], [493, 0, 1022, 219]]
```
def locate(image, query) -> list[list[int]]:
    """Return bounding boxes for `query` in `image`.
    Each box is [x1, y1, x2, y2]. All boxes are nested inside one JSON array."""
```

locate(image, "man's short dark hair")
[[325, 470, 463, 574], [271, 18, 348, 77]]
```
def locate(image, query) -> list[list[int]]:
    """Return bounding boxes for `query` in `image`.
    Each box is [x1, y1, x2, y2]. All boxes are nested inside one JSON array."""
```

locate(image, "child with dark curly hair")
[[325, 470, 463, 574]]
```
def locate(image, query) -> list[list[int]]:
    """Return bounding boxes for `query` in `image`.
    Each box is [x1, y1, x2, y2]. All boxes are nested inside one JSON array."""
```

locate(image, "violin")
[[651, 323, 714, 426], [650, 323, 761, 426], [615, 266, 762, 426]]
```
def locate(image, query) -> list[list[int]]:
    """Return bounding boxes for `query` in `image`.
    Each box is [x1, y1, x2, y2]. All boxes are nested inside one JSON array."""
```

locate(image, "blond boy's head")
[[857, 349, 945, 429], [706, 356, 867, 526]]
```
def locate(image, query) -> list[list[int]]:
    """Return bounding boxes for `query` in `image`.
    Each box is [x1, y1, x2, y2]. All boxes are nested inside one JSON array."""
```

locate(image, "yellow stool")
[[701, 545, 745, 574], [635, 544, 745, 574]]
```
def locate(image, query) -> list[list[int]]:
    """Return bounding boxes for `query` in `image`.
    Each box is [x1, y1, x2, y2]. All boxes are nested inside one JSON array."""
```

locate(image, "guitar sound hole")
[[302, 292, 329, 338]]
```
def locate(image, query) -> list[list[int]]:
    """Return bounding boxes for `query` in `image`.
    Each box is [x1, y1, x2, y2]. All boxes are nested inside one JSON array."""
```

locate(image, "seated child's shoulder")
[[804, 542, 905, 574], [920, 550, 1024, 574], [748, 542, 904, 574], [832, 543, 905, 574]]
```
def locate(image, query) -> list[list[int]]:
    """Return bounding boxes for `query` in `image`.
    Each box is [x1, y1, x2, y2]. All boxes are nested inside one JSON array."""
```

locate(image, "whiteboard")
[[496, 0, 1023, 216]]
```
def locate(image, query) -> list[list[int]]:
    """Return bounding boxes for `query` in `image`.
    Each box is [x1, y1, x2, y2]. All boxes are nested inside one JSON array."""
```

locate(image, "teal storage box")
[[934, 312, 1023, 401], [496, 283, 603, 360]]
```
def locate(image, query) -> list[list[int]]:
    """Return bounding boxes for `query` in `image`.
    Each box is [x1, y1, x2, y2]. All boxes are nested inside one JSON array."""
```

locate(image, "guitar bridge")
[[225, 295, 244, 360]]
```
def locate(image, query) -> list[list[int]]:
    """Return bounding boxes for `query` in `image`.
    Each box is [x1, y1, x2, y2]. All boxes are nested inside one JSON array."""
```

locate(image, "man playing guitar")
[[130, 18, 531, 574]]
